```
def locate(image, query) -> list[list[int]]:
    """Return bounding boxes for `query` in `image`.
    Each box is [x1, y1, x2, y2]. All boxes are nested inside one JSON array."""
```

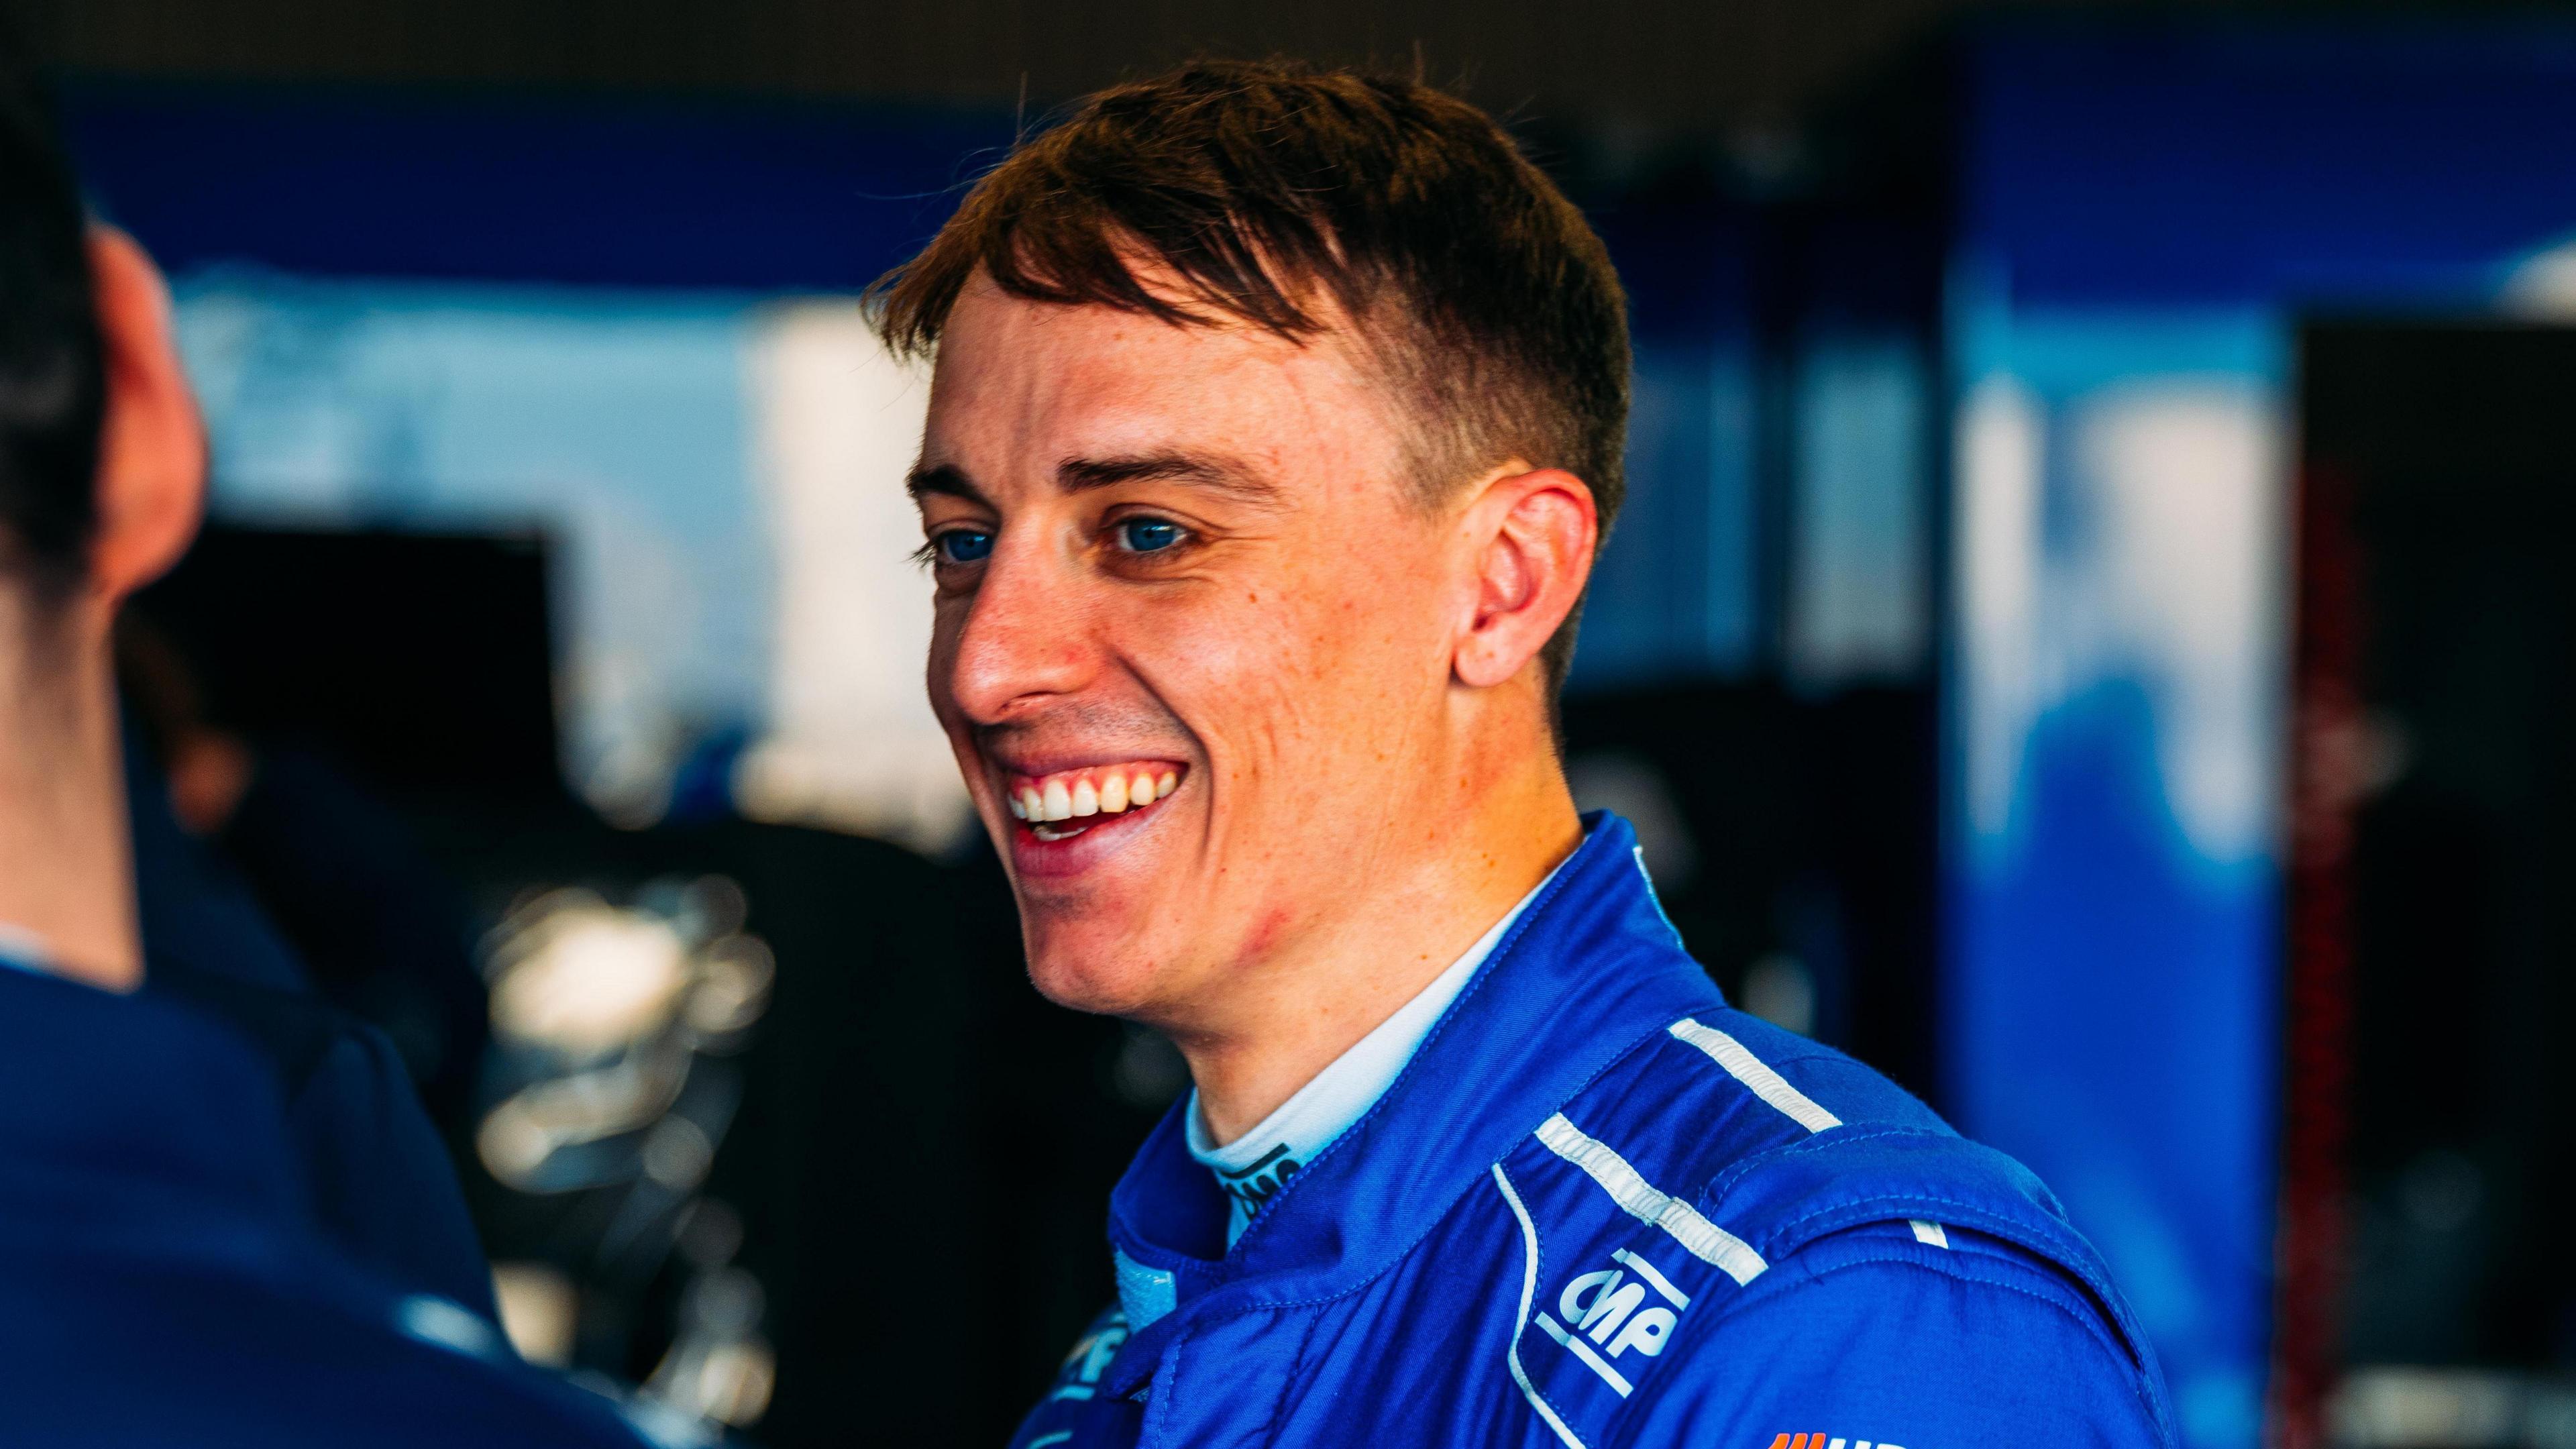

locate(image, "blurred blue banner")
[[1946, 23, 2576, 1448]]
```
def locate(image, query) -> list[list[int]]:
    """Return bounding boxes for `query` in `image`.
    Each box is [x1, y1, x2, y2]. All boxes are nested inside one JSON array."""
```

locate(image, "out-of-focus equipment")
[[478, 876, 777, 1435]]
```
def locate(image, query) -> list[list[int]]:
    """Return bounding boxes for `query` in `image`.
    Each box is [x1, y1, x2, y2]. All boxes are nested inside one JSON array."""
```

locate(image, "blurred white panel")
[[1787, 333, 1929, 691], [2069, 382, 2286, 865], [734, 303, 971, 854], [1955, 373, 2047, 855], [1953, 370, 2287, 867]]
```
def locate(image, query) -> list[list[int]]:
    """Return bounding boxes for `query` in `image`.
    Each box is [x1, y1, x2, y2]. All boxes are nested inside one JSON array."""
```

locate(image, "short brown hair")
[[869, 58, 1630, 692]]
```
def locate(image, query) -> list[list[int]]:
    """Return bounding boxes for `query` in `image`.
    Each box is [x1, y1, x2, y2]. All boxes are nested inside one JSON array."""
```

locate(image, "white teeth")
[[1015, 765, 1179, 830]]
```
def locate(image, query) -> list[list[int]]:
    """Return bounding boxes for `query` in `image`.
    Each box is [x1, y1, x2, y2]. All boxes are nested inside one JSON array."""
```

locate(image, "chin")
[[1020, 919, 1171, 1017]]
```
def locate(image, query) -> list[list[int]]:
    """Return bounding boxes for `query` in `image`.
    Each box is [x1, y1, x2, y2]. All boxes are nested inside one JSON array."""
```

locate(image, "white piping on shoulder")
[[1491, 1164, 1591, 1449], [1667, 1018, 1842, 1134], [1534, 1114, 1768, 1286]]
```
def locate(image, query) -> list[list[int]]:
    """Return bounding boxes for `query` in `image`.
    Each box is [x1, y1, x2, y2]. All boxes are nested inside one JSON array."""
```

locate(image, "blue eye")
[[936, 529, 994, 564], [1118, 519, 1184, 553]]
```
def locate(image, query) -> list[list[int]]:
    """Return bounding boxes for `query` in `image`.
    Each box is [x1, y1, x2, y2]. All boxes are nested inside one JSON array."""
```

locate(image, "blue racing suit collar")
[[1102, 812, 1723, 1392]]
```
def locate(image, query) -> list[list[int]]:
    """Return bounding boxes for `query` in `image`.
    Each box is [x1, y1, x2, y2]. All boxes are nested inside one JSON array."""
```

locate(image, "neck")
[[1179, 724, 1582, 1145], [0, 592, 142, 991]]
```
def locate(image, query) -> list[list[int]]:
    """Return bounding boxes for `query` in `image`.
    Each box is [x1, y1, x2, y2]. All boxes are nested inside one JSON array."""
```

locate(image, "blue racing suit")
[[1010, 815, 2178, 1448], [0, 958, 658, 1448]]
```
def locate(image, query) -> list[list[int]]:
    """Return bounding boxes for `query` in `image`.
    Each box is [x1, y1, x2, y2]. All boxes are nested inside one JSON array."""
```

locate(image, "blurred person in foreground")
[[883, 60, 2178, 1448], [0, 49, 651, 1449]]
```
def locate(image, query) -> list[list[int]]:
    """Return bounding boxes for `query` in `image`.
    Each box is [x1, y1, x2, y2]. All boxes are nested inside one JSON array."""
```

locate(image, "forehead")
[[918, 275, 1405, 491]]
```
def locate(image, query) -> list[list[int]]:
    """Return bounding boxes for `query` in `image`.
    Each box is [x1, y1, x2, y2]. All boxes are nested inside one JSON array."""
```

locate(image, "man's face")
[[913, 276, 1479, 1022]]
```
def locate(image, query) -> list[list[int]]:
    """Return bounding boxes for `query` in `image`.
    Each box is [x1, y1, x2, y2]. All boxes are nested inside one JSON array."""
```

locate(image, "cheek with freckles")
[[1171, 592, 1355, 766], [1131, 586, 1310, 799], [1134, 529, 1452, 859]]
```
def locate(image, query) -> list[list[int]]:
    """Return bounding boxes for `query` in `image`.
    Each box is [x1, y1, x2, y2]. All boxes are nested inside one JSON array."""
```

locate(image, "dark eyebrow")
[[905, 462, 989, 507], [1057, 451, 1285, 507], [909, 453, 1286, 510]]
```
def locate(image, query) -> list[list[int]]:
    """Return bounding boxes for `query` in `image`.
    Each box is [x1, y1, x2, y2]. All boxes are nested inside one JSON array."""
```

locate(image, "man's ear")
[[86, 227, 205, 602], [1454, 465, 1597, 690]]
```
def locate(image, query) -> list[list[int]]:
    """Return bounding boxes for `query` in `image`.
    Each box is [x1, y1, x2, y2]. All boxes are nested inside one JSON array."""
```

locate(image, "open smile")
[[1003, 761, 1186, 843]]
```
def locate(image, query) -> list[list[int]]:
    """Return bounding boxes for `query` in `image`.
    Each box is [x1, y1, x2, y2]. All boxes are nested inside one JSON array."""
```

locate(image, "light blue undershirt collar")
[[1185, 858, 1566, 1246]]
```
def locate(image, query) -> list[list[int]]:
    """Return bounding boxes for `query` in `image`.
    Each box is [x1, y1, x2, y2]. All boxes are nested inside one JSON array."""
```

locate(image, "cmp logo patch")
[[1762, 1436, 1907, 1449], [1533, 1246, 1690, 1397]]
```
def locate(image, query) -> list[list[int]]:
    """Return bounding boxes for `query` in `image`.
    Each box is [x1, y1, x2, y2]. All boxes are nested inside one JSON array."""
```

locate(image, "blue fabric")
[[0, 963, 651, 1448], [1010, 814, 2178, 1448], [140, 959, 504, 1317]]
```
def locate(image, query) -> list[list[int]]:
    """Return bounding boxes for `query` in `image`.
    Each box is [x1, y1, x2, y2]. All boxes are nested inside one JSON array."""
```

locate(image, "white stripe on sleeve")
[[1667, 1018, 1843, 1133], [1534, 1114, 1768, 1285]]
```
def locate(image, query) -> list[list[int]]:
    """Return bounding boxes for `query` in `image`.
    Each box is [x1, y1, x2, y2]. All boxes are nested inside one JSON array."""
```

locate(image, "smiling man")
[[880, 60, 2175, 1449]]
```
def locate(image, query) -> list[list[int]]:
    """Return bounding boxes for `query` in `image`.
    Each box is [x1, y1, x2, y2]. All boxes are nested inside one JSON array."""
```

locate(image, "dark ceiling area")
[[17, 0, 2383, 135]]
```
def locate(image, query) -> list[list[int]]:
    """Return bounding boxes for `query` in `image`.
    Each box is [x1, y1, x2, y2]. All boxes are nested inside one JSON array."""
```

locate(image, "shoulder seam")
[[1774, 1247, 2167, 1432], [1768, 1188, 2059, 1246], [1687, 1127, 2084, 1269], [1591, 1237, 2140, 1449], [1696, 1123, 1949, 1207]]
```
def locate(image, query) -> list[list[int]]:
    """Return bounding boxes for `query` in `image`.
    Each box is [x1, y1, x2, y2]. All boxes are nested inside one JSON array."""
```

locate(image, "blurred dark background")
[[30, 3, 2576, 1447], [2292, 324, 2576, 1408]]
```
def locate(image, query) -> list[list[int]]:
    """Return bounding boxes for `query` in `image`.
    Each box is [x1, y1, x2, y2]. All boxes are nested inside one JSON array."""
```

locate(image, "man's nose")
[[941, 541, 1098, 724]]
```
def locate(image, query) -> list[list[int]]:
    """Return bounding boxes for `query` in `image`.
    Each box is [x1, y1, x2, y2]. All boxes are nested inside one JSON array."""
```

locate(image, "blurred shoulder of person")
[[0, 34, 653, 1449]]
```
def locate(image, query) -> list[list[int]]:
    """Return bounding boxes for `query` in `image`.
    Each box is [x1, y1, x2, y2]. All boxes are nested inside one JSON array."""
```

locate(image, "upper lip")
[[977, 747, 1185, 780]]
